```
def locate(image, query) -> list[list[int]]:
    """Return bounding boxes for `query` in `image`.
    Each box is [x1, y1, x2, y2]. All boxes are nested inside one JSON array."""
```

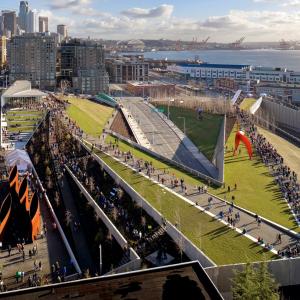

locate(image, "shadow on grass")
[[203, 225, 232, 240]]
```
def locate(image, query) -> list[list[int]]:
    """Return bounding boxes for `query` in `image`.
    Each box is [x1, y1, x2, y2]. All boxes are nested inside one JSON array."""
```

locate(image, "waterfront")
[[140, 49, 300, 71]]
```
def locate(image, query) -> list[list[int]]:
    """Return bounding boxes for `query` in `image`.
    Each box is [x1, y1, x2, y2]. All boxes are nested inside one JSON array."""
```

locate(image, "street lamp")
[[99, 244, 102, 275], [167, 98, 175, 119], [178, 117, 186, 135]]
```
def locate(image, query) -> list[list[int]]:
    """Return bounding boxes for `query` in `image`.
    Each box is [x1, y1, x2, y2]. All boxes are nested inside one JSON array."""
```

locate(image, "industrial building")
[[7, 33, 57, 90], [106, 55, 149, 83], [126, 81, 175, 98], [168, 63, 300, 84], [59, 39, 109, 95]]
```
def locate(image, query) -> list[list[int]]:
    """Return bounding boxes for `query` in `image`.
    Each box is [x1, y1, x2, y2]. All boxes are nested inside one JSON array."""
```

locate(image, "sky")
[[2, 0, 300, 41]]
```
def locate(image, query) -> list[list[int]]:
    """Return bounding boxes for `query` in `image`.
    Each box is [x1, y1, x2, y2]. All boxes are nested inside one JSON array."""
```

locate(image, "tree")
[[231, 262, 279, 300], [256, 261, 279, 300]]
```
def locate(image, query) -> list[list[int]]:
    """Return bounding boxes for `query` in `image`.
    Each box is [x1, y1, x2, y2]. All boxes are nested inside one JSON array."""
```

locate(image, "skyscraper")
[[27, 10, 37, 33], [0, 36, 7, 67], [38, 16, 48, 33], [8, 33, 57, 89], [2, 11, 17, 37], [18, 1, 29, 32], [57, 24, 67, 40]]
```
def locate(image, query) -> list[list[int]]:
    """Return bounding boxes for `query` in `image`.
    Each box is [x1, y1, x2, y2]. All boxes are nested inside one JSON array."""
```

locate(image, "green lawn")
[[6, 110, 43, 116], [66, 100, 298, 232], [240, 98, 257, 111], [216, 124, 299, 232], [94, 149, 277, 265], [156, 105, 223, 161], [8, 120, 39, 126], [65, 97, 114, 137], [106, 134, 208, 188]]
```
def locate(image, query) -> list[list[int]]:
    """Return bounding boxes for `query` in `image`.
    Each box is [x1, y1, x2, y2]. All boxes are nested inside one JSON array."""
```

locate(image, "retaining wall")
[[65, 166, 141, 272], [86, 145, 216, 268], [212, 115, 226, 182], [205, 257, 300, 300], [32, 166, 82, 275], [105, 129, 223, 187]]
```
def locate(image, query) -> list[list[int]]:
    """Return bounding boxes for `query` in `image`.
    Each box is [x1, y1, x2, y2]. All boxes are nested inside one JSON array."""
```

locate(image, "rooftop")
[[177, 63, 250, 70], [2, 81, 47, 99], [127, 81, 175, 87], [0, 261, 224, 300]]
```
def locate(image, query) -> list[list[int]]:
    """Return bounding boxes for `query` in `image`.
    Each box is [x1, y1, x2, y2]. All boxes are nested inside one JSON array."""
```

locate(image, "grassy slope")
[[65, 97, 114, 137], [156, 105, 223, 161], [240, 98, 257, 111], [67, 101, 298, 232], [96, 150, 277, 265], [216, 124, 299, 232], [106, 134, 207, 188]]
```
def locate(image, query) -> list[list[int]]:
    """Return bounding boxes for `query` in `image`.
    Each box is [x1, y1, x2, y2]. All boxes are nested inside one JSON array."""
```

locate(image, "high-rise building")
[[7, 33, 57, 89], [18, 1, 29, 32], [2, 10, 17, 37], [38, 16, 48, 33], [57, 24, 67, 40], [0, 16, 3, 36], [59, 39, 109, 94], [27, 10, 37, 33], [0, 36, 7, 67]]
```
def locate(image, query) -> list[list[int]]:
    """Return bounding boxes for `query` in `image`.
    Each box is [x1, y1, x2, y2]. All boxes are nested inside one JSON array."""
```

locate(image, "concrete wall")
[[87, 145, 216, 268], [205, 257, 300, 300], [212, 115, 225, 182], [257, 98, 300, 133], [105, 129, 223, 187], [32, 166, 82, 275], [65, 165, 141, 270]]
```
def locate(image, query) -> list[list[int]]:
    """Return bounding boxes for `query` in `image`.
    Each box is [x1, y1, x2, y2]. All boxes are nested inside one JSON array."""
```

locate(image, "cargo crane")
[[229, 37, 245, 49], [189, 36, 210, 50], [199, 36, 210, 48], [278, 39, 294, 50]]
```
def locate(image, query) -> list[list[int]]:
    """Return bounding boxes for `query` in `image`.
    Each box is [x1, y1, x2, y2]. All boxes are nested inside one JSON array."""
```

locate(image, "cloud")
[[121, 4, 173, 19], [50, 0, 91, 10]]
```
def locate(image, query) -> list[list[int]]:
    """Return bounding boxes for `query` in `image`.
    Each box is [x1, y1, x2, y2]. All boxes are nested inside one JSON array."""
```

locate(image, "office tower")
[[27, 10, 37, 33], [7, 33, 57, 89], [57, 24, 67, 39], [38, 16, 48, 33], [0, 36, 7, 67], [59, 39, 109, 94], [18, 1, 29, 32], [2, 11, 17, 37]]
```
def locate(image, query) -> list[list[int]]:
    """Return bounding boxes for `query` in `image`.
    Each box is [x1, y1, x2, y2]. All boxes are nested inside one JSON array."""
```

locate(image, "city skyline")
[[1, 0, 300, 41]]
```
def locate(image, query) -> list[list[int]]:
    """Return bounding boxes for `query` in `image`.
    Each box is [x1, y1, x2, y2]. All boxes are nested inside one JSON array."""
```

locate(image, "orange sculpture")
[[234, 130, 253, 160]]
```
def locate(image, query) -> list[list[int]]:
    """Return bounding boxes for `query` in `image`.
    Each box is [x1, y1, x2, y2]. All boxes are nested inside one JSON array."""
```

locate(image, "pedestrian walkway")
[[98, 144, 299, 257], [58, 174, 95, 274], [49, 115, 95, 275]]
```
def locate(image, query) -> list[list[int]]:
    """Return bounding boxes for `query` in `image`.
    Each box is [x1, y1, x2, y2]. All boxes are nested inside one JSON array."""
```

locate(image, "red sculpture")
[[234, 131, 253, 159]]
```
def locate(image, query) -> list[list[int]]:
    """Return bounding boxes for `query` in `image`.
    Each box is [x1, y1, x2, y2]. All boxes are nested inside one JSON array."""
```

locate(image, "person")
[[7, 245, 11, 257], [278, 233, 282, 244], [258, 218, 262, 227]]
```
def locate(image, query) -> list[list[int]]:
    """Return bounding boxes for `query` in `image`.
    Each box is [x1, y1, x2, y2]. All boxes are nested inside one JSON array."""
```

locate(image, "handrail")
[[105, 129, 223, 187]]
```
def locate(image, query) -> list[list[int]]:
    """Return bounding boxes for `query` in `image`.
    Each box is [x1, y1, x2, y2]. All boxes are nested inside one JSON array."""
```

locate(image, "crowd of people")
[[238, 109, 300, 224]]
